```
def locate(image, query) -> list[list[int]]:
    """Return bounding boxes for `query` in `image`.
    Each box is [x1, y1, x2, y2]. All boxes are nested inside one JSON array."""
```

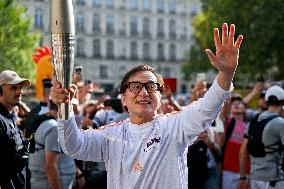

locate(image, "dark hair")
[[49, 100, 58, 111], [119, 64, 164, 94], [0, 86, 2, 95], [266, 95, 281, 106]]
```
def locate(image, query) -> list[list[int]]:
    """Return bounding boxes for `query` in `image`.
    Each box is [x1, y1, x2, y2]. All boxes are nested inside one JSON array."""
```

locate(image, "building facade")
[[20, 0, 201, 93]]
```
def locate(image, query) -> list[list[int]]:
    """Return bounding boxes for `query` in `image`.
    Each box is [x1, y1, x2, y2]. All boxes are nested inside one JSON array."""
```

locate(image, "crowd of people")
[[0, 23, 283, 189]]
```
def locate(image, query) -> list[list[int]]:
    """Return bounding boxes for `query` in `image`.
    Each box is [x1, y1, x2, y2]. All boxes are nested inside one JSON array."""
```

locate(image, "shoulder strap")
[[222, 117, 236, 156], [33, 114, 55, 133], [225, 118, 236, 143]]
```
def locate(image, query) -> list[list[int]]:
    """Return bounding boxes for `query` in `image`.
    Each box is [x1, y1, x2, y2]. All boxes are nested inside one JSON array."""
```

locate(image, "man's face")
[[0, 84, 24, 109], [122, 71, 162, 122], [258, 97, 268, 111]]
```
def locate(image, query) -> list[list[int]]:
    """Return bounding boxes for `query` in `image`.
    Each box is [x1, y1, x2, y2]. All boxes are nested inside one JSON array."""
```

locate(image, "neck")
[[231, 113, 244, 121], [0, 99, 14, 113], [130, 113, 157, 125], [267, 105, 281, 115]]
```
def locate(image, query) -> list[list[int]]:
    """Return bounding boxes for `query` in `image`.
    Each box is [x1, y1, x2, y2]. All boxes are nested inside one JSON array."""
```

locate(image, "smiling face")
[[122, 71, 162, 124]]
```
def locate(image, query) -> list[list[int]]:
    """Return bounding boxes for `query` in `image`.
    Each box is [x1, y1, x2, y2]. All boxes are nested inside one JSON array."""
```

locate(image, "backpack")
[[247, 114, 278, 157], [187, 140, 208, 189], [26, 114, 55, 153]]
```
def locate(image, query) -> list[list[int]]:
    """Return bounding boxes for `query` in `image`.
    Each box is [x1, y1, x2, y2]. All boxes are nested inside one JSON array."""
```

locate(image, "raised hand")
[[205, 23, 243, 90]]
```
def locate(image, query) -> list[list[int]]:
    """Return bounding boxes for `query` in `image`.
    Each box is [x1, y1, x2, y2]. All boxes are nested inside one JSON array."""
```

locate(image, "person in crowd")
[[243, 81, 267, 119], [50, 23, 243, 189], [0, 70, 31, 189], [28, 101, 76, 189], [162, 84, 182, 112], [187, 79, 221, 189], [218, 94, 250, 189], [239, 85, 284, 189]]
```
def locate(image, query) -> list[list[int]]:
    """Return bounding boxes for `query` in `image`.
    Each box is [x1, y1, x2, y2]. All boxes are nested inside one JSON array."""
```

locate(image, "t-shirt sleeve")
[[162, 78, 232, 148], [58, 116, 108, 162], [44, 124, 61, 153]]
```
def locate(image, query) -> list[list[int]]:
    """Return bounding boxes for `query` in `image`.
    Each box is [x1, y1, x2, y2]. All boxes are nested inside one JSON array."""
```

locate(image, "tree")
[[183, 0, 284, 83], [0, 0, 39, 82]]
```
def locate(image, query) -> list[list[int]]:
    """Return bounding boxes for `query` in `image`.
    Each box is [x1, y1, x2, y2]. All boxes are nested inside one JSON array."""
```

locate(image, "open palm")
[[206, 23, 243, 74]]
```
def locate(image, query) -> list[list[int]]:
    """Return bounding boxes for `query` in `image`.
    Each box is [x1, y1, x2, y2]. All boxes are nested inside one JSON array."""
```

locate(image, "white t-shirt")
[[58, 79, 231, 189]]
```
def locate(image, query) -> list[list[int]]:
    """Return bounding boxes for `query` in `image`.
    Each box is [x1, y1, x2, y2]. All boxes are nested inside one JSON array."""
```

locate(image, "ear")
[[121, 94, 127, 106], [158, 92, 162, 107]]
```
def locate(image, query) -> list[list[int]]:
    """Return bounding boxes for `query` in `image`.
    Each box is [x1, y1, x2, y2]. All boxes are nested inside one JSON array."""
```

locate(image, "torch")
[[50, 0, 75, 120]]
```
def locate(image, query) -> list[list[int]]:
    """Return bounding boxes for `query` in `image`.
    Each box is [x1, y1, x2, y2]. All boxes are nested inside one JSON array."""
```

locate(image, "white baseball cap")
[[0, 70, 30, 87], [265, 85, 284, 101]]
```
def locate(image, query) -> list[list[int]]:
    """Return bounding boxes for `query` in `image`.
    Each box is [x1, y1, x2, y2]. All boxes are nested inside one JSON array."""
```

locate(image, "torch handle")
[[51, 33, 75, 120]]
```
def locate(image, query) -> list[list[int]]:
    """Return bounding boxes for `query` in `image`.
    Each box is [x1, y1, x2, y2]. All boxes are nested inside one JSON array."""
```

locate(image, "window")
[[76, 38, 84, 57], [119, 66, 126, 78], [190, 5, 197, 16], [130, 16, 138, 36], [107, 0, 114, 8], [93, 39, 101, 57], [157, 0, 164, 13], [168, 0, 176, 14], [163, 67, 171, 77], [169, 44, 176, 61], [106, 15, 114, 34], [169, 19, 176, 39], [99, 65, 108, 79], [130, 41, 138, 59], [181, 26, 187, 40], [76, 0, 85, 5], [157, 43, 164, 60], [142, 17, 151, 38], [93, 0, 101, 7], [130, 0, 137, 10], [93, 14, 100, 32], [143, 42, 150, 60], [34, 8, 43, 28], [76, 13, 85, 32], [143, 0, 150, 11], [106, 40, 114, 58], [157, 19, 164, 38]]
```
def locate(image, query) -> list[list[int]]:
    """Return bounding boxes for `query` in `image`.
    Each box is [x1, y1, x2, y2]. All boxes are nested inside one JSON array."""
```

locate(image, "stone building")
[[20, 0, 201, 93]]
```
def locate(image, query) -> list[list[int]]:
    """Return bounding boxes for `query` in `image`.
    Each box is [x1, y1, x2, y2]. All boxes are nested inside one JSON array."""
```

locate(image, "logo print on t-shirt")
[[143, 134, 161, 152], [133, 159, 143, 173]]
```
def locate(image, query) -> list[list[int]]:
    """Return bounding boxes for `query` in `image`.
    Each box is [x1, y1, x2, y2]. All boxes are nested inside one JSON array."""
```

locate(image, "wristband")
[[239, 176, 247, 180]]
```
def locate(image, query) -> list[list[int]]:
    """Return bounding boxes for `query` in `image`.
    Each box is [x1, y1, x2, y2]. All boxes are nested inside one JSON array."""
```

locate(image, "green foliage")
[[0, 0, 40, 83], [183, 0, 284, 82]]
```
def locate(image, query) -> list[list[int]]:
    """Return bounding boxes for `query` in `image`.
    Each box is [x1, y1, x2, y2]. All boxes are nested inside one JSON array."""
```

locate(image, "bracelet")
[[239, 176, 247, 180], [76, 173, 84, 179]]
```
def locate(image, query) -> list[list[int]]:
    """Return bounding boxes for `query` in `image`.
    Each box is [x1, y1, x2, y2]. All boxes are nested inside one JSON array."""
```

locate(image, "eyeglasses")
[[128, 82, 161, 94]]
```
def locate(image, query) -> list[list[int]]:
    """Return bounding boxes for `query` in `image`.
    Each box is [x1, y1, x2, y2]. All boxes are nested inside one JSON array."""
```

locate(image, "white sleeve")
[[57, 116, 107, 162], [162, 78, 232, 147]]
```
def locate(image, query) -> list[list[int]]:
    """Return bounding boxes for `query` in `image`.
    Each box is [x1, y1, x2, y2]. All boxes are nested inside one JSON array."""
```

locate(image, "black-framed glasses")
[[128, 82, 161, 94]]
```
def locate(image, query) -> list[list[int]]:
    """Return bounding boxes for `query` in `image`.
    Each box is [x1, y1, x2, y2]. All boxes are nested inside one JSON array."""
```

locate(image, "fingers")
[[228, 24, 235, 45], [51, 78, 62, 89], [222, 23, 228, 45], [235, 35, 243, 49], [214, 28, 221, 50], [50, 80, 70, 106], [205, 49, 217, 65], [68, 84, 78, 100]]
